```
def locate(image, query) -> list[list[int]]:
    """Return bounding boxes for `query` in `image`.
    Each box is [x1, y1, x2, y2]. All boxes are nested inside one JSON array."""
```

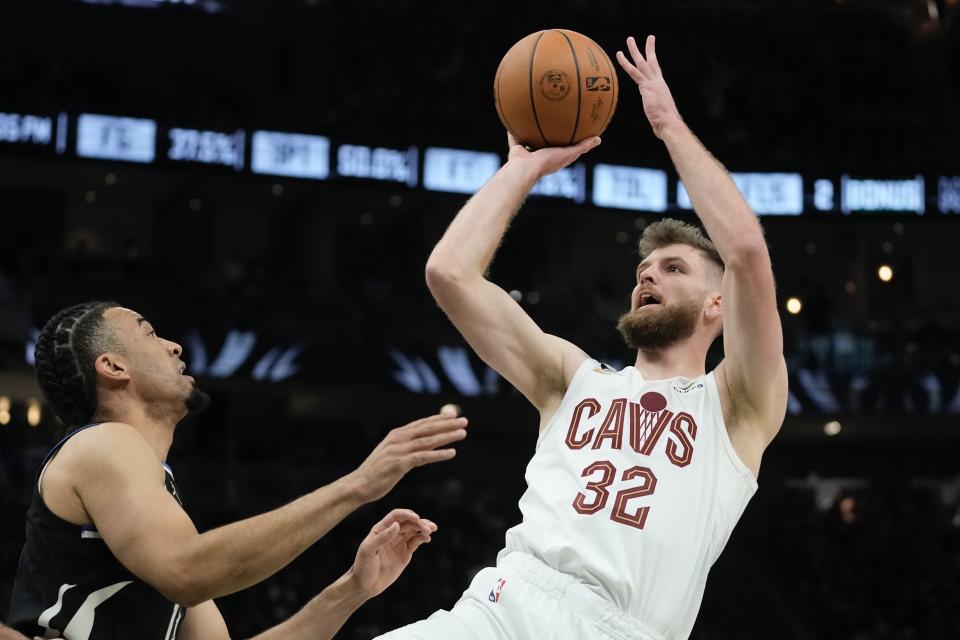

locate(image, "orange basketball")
[[494, 29, 619, 148]]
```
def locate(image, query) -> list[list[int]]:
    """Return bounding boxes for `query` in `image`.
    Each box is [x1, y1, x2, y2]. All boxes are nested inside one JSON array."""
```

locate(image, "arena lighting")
[[76, 113, 157, 163], [0, 396, 10, 426], [336, 144, 418, 187], [26, 398, 41, 427], [841, 175, 925, 214], [7, 108, 960, 214], [531, 163, 587, 203], [939, 176, 960, 213], [823, 421, 842, 436], [678, 173, 803, 215], [423, 147, 499, 194], [592, 164, 668, 211], [786, 297, 803, 314], [0, 111, 55, 146], [251, 131, 330, 179], [166, 127, 245, 170], [877, 265, 894, 282]]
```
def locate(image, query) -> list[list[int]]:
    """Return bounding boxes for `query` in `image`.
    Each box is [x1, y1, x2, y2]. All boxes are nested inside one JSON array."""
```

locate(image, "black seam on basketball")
[[529, 31, 548, 148], [600, 37, 618, 131], [495, 64, 517, 143], [556, 30, 582, 146]]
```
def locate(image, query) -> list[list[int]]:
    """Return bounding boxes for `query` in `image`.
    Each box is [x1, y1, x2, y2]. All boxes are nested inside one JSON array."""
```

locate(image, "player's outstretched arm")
[[177, 510, 437, 640], [617, 36, 787, 453], [70, 414, 465, 607], [426, 134, 599, 414], [250, 509, 436, 640]]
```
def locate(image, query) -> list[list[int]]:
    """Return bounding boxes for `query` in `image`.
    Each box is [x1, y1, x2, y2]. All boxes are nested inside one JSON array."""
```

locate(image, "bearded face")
[[616, 296, 703, 350]]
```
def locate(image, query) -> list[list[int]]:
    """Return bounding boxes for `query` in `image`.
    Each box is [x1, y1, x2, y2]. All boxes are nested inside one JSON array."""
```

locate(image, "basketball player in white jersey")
[[377, 35, 787, 640]]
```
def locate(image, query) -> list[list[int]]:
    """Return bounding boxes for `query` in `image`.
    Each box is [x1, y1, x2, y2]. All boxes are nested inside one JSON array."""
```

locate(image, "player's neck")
[[632, 338, 707, 381], [94, 401, 177, 461]]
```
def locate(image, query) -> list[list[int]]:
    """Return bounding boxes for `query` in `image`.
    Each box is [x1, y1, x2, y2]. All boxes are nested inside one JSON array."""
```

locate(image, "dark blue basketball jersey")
[[6, 424, 187, 639]]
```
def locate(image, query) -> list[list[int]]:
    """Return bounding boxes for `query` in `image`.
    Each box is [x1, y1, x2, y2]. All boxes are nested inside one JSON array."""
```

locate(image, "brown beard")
[[616, 297, 702, 350]]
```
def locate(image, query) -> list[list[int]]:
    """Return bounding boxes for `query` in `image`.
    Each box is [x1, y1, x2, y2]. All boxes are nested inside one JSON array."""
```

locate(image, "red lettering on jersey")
[[592, 398, 626, 450], [610, 466, 657, 529], [666, 411, 697, 468], [566, 398, 601, 449], [572, 460, 616, 514], [629, 404, 674, 456]]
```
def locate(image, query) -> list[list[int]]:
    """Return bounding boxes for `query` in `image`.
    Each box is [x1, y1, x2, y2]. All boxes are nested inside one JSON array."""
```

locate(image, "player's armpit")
[[425, 270, 588, 413], [178, 601, 231, 640]]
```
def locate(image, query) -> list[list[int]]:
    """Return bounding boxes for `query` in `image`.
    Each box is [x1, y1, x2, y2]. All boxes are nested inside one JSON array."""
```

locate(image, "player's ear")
[[704, 292, 722, 322], [95, 352, 130, 385]]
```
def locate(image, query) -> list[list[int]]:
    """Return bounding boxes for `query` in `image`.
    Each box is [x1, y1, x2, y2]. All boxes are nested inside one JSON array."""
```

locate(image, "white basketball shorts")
[[373, 552, 663, 640]]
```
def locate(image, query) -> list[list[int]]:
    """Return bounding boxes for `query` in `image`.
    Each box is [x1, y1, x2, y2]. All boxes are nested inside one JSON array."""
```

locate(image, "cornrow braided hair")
[[34, 301, 121, 428]]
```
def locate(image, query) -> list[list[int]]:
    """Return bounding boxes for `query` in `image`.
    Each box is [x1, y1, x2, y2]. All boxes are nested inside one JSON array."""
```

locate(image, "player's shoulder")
[[60, 422, 160, 471]]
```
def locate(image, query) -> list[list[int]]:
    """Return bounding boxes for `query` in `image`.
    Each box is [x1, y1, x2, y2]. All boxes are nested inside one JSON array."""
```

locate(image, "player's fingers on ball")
[[576, 137, 601, 154]]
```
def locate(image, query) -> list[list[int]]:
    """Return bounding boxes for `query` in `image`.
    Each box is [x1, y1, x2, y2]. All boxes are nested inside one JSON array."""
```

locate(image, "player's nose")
[[166, 340, 182, 357]]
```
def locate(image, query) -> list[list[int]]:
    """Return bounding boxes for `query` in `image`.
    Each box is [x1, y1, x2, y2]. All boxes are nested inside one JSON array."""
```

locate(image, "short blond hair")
[[638, 219, 724, 274]]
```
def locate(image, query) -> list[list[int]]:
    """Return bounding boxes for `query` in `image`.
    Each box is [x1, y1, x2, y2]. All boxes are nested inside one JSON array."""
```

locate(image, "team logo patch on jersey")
[[488, 578, 507, 603]]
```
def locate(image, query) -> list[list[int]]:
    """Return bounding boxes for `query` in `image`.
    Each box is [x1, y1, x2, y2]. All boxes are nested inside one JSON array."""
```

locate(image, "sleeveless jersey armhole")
[[535, 357, 598, 449], [37, 423, 102, 499], [704, 373, 758, 490]]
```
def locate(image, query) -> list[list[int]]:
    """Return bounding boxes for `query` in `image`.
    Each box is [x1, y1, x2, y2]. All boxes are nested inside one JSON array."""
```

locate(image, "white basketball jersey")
[[499, 358, 757, 640]]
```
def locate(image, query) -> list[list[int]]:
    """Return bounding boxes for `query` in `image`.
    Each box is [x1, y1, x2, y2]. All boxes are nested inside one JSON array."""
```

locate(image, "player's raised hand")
[[506, 131, 601, 180], [347, 509, 437, 599], [616, 35, 683, 139], [350, 413, 468, 502]]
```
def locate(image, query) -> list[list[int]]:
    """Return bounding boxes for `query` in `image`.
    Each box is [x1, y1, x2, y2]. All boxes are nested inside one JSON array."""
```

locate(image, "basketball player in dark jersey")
[[6, 301, 469, 639]]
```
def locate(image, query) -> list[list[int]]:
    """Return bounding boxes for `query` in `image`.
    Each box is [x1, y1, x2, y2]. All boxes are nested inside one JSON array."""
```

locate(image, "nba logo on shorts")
[[488, 578, 507, 603]]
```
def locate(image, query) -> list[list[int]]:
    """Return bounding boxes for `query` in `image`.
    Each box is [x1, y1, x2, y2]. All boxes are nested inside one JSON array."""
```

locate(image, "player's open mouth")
[[639, 293, 661, 308]]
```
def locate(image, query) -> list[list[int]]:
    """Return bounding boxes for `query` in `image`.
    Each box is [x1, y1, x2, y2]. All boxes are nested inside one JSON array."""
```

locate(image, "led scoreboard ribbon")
[[0, 109, 956, 215]]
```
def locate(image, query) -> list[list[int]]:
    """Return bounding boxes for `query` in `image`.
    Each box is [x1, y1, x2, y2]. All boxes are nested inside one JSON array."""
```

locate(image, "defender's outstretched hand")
[[351, 413, 468, 503], [616, 35, 683, 139], [348, 509, 438, 599], [507, 132, 600, 180]]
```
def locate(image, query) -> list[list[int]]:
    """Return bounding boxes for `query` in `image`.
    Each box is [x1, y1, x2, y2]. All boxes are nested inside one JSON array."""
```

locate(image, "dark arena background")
[[1, 0, 960, 638]]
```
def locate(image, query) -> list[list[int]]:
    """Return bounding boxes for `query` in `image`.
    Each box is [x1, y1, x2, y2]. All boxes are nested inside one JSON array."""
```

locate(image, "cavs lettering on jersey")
[[500, 359, 757, 640], [7, 424, 186, 640]]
